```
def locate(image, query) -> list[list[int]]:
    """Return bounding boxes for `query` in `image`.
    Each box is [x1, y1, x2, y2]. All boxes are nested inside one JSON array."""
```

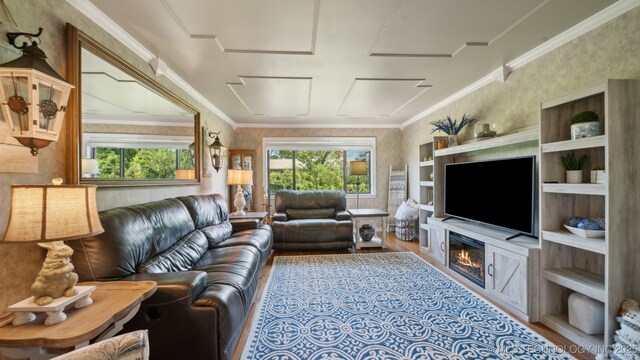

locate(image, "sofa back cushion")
[[177, 194, 229, 228], [137, 230, 208, 273], [286, 208, 335, 219], [70, 198, 196, 281], [274, 190, 347, 213], [200, 221, 233, 247]]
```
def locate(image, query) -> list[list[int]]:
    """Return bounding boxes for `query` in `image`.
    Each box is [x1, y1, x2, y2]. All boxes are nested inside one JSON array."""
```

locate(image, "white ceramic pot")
[[566, 170, 583, 184], [447, 134, 458, 147], [571, 122, 599, 139]]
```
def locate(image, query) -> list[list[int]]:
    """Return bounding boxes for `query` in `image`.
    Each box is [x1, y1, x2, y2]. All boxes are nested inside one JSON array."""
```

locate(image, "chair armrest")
[[335, 210, 351, 221], [272, 212, 287, 222], [123, 271, 207, 306], [231, 219, 259, 232]]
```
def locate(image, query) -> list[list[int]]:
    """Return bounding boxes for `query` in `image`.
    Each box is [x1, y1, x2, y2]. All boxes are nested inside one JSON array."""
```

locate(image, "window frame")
[[263, 137, 376, 196]]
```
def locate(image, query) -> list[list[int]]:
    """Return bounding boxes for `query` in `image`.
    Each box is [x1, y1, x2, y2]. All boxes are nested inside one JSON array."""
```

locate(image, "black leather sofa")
[[69, 194, 272, 360], [271, 190, 353, 250]]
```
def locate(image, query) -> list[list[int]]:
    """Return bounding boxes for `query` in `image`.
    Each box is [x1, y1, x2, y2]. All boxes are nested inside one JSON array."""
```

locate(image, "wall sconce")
[[207, 130, 225, 172], [0, 28, 74, 156]]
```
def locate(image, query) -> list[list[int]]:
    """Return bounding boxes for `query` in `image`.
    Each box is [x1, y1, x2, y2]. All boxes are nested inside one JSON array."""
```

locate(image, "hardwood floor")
[[232, 233, 596, 360]]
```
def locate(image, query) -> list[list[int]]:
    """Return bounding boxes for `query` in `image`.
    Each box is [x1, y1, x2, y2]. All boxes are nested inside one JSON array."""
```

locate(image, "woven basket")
[[395, 217, 418, 241]]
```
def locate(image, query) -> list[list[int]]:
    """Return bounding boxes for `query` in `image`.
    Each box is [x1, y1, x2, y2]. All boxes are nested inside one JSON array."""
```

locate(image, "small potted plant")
[[561, 153, 588, 183], [430, 113, 475, 146], [570, 111, 600, 139]]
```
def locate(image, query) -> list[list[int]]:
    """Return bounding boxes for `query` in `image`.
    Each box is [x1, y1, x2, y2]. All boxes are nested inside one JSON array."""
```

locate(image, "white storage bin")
[[568, 292, 604, 335]]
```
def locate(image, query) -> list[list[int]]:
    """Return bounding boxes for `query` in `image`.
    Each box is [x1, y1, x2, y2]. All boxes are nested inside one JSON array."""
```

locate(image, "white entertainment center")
[[419, 128, 540, 322], [417, 79, 640, 355]]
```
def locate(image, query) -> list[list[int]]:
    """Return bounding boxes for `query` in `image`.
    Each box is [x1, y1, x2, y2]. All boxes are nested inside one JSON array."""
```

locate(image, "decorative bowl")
[[564, 224, 605, 238]]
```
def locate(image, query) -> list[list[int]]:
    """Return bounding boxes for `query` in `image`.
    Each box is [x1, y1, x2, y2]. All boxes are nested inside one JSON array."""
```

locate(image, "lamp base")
[[233, 185, 246, 216], [31, 241, 79, 306], [7, 286, 96, 326]]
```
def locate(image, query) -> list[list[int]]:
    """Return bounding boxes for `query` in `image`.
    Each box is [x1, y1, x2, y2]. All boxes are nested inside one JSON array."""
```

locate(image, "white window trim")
[[263, 136, 376, 197]]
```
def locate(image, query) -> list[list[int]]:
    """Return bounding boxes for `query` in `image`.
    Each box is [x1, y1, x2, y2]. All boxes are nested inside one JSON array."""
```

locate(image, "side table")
[[0, 281, 156, 360], [229, 211, 268, 224], [347, 208, 390, 250]]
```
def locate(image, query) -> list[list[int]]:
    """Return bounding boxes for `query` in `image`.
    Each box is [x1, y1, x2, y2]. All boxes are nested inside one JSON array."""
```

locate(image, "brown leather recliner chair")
[[271, 190, 353, 250]]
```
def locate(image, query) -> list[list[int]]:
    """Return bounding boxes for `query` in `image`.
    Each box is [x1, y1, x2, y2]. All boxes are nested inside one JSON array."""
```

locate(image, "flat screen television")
[[444, 155, 536, 236]]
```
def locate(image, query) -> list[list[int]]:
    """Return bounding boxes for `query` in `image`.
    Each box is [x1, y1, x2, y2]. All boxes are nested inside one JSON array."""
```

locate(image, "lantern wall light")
[[207, 129, 225, 172], [0, 28, 74, 156]]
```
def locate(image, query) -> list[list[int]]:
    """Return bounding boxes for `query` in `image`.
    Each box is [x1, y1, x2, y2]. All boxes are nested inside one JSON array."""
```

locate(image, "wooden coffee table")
[[0, 281, 156, 359], [347, 208, 390, 250]]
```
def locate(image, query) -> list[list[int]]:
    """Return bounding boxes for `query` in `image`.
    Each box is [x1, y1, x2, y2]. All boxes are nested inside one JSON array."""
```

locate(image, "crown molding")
[[401, 0, 640, 130], [66, 0, 237, 128], [235, 122, 402, 129]]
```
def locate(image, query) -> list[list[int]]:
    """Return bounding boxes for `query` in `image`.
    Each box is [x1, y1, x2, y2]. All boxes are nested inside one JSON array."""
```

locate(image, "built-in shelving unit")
[[418, 140, 436, 251], [538, 79, 640, 354]]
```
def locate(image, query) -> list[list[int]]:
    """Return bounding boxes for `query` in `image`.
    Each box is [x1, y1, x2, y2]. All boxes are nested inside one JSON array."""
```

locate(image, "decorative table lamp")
[[1, 181, 104, 325], [349, 160, 368, 209], [81, 158, 99, 177], [227, 169, 253, 216]]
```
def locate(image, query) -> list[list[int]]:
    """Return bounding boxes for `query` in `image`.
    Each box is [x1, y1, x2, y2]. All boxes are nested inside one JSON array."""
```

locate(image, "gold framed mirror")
[[65, 23, 200, 187]]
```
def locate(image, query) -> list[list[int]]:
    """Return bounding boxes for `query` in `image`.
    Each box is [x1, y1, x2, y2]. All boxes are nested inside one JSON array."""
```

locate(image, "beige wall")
[[233, 127, 405, 211], [402, 6, 640, 203], [0, 0, 232, 314]]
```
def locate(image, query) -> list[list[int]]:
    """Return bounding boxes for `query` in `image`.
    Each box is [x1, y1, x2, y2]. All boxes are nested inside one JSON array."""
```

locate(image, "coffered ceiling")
[[73, 0, 626, 128]]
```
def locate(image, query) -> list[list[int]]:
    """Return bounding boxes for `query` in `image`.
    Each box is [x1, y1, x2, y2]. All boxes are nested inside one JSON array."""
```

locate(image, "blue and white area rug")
[[242, 252, 575, 359]]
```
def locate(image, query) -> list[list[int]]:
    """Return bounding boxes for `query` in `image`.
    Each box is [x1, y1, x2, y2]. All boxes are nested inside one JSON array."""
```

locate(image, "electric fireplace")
[[449, 232, 485, 287]]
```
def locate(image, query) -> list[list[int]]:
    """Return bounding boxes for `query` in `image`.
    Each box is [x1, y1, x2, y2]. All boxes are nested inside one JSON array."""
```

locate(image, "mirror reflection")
[[69, 24, 200, 186]]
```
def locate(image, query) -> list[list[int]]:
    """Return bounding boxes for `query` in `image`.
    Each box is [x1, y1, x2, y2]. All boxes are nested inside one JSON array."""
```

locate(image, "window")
[[85, 133, 194, 180], [264, 137, 375, 195]]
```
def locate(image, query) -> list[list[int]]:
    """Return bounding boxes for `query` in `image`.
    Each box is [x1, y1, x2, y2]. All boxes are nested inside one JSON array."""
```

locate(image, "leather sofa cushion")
[[286, 208, 334, 219], [200, 221, 233, 247], [137, 230, 208, 273], [69, 198, 196, 281], [213, 224, 273, 268], [177, 194, 229, 229]]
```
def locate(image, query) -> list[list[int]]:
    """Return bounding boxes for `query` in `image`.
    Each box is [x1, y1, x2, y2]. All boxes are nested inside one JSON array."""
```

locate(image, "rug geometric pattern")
[[241, 252, 575, 360]]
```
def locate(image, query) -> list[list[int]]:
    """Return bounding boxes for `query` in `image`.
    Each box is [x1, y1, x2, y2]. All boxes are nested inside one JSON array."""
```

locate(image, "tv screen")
[[444, 155, 536, 235]]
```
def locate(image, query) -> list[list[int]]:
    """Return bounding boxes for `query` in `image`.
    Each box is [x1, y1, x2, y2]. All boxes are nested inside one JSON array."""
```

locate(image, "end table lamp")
[[1, 182, 103, 323], [349, 161, 368, 209], [227, 169, 253, 216]]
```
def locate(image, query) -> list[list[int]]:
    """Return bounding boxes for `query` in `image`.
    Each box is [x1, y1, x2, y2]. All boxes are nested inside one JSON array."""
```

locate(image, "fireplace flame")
[[455, 250, 484, 276]]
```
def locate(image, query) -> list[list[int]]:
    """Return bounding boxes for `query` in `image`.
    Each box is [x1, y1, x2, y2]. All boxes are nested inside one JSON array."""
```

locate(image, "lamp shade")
[[227, 169, 253, 185], [2, 185, 104, 244], [350, 161, 368, 176], [175, 169, 196, 179], [81, 158, 99, 175]]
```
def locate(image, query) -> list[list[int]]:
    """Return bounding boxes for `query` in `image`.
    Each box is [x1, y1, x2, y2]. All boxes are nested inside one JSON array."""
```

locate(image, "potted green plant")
[[561, 153, 588, 183], [570, 111, 600, 139], [430, 113, 475, 146]]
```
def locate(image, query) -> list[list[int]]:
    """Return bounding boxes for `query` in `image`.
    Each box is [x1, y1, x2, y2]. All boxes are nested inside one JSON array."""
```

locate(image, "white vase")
[[571, 122, 600, 139], [447, 134, 458, 147], [566, 170, 583, 184]]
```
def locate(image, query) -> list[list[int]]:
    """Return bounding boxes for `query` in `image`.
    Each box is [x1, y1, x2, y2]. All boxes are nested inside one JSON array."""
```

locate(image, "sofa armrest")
[[123, 271, 207, 306], [231, 219, 259, 232], [272, 212, 287, 221], [335, 210, 351, 221]]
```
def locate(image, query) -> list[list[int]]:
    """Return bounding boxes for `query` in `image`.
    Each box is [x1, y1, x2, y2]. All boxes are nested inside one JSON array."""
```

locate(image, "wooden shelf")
[[541, 230, 606, 254], [542, 268, 605, 302], [419, 160, 434, 167], [540, 314, 604, 353], [434, 128, 538, 157], [420, 181, 434, 187], [540, 135, 606, 153], [542, 183, 605, 195], [420, 204, 434, 212]]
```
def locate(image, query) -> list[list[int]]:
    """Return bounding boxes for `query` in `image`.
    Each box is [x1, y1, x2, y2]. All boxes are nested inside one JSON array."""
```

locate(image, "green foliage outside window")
[[95, 148, 121, 179], [94, 147, 194, 179], [268, 149, 370, 194]]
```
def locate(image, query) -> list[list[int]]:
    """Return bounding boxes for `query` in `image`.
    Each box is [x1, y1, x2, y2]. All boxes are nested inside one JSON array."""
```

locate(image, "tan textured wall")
[[233, 127, 405, 211], [82, 124, 193, 136], [402, 6, 640, 202], [0, 0, 232, 316]]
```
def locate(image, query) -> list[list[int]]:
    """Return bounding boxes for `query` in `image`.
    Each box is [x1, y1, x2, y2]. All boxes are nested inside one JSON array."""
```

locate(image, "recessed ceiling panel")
[[371, 0, 548, 56], [338, 79, 431, 117], [228, 76, 312, 117], [164, 0, 317, 53]]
